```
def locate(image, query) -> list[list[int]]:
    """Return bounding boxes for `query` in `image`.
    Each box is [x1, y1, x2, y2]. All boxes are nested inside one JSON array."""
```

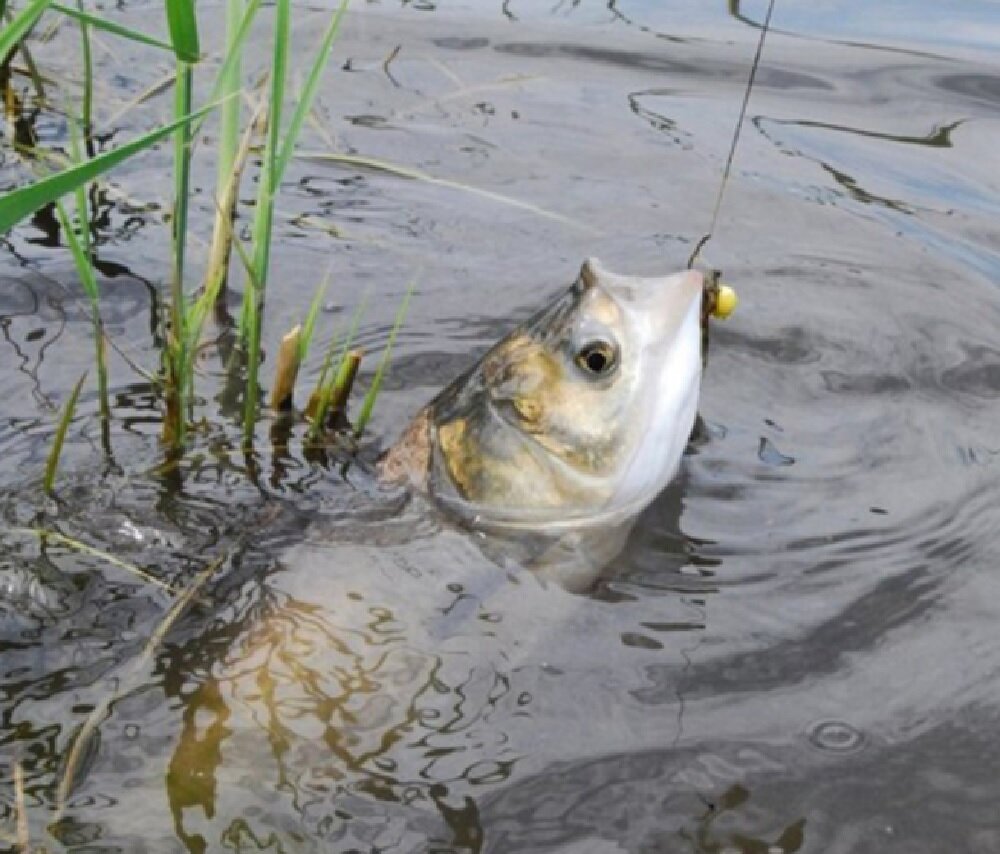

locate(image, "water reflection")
[[3, 1, 1000, 851]]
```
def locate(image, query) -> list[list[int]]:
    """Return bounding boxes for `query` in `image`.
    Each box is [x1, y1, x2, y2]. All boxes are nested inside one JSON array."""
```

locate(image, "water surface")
[[2, 2, 1000, 851]]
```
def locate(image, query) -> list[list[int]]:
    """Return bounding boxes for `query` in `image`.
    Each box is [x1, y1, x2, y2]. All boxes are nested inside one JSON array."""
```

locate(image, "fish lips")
[[581, 257, 704, 341]]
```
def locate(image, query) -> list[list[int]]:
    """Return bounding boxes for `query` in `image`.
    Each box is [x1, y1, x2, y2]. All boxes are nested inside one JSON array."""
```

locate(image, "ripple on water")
[[1, 6, 1000, 851]]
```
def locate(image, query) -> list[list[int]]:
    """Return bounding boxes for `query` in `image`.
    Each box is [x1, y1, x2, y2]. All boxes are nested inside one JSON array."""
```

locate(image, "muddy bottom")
[[2, 2, 1000, 852]]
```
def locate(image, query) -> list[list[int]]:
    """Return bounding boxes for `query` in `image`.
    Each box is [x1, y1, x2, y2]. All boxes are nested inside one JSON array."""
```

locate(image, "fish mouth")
[[581, 258, 703, 340]]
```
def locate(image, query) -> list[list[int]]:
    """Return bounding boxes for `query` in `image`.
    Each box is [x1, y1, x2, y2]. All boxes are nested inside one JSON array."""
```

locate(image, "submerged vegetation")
[[0, 0, 409, 488]]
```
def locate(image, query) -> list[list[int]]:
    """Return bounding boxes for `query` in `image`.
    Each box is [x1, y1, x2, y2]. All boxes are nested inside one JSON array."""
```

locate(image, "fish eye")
[[575, 339, 618, 377]]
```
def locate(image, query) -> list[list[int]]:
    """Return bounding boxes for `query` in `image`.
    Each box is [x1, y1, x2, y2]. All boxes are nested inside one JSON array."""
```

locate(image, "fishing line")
[[688, 0, 777, 270]]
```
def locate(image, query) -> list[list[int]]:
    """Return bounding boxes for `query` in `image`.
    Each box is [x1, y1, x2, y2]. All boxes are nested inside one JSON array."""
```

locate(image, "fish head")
[[382, 258, 704, 530]]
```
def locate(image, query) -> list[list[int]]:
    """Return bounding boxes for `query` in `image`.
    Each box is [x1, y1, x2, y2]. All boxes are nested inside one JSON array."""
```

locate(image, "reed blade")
[[298, 271, 330, 364], [190, 0, 262, 140], [165, 61, 196, 446], [187, 108, 259, 353], [0, 103, 216, 233], [242, 0, 290, 446], [164, 0, 199, 61], [274, 0, 348, 184], [306, 294, 366, 437], [197, 0, 246, 314], [73, 0, 92, 142], [54, 201, 109, 419], [355, 283, 414, 437], [44, 372, 86, 495], [0, 0, 50, 61], [308, 348, 361, 433], [51, 2, 175, 53]]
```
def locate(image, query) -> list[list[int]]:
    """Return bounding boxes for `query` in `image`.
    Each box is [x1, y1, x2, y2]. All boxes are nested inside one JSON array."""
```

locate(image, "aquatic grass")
[[6, 0, 363, 471], [307, 295, 366, 439], [273, 0, 347, 185], [199, 0, 249, 315], [308, 348, 361, 435], [162, 59, 196, 445], [240, 0, 290, 445], [187, 0, 262, 142], [299, 273, 330, 365], [216, 0, 244, 180], [240, 0, 349, 445], [54, 200, 108, 415], [43, 371, 85, 495], [186, 106, 260, 357], [355, 283, 414, 436], [0, 0, 48, 114], [49, 115, 112, 421], [159, 0, 206, 445], [161, 0, 201, 443]]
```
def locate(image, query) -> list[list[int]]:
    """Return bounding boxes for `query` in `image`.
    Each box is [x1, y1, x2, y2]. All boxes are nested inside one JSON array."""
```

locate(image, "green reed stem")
[[164, 0, 200, 62], [44, 372, 85, 495], [66, 115, 108, 417], [201, 0, 244, 307], [241, 0, 289, 446], [167, 59, 194, 445], [74, 0, 91, 144], [67, 107, 90, 254], [307, 293, 365, 441], [51, 2, 175, 53], [54, 200, 107, 416], [355, 283, 414, 437], [218, 0, 242, 179], [189, 0, 261, 141], [298, 271, 329, 364], [274, 0, 348, 183]]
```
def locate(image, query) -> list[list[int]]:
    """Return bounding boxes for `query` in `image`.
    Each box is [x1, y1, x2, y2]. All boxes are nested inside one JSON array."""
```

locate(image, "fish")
[[379, 257, 712, 588]]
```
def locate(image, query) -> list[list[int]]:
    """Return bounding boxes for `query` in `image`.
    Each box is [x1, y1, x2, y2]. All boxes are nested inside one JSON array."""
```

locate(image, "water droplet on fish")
[[758, 437, 795, 467]]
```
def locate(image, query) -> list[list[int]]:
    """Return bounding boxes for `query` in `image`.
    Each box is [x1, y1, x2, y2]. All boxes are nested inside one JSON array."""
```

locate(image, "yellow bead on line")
[[713, 284, 738, 319]]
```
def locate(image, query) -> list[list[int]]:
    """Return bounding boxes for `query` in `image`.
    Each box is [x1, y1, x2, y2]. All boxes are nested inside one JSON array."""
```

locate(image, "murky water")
[[3, 1, 1000, 851]]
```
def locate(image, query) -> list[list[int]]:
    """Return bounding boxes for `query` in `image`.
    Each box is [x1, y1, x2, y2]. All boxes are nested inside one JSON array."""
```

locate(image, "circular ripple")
[[807, 719, 867, 754]]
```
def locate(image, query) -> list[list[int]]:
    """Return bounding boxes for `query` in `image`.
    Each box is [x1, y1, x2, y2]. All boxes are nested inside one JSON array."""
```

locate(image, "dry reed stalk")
[[269, 324, 302, 412], [55, 554, 225, 814], [10, 527, 176, 594], [14, 760, 28, 852]]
